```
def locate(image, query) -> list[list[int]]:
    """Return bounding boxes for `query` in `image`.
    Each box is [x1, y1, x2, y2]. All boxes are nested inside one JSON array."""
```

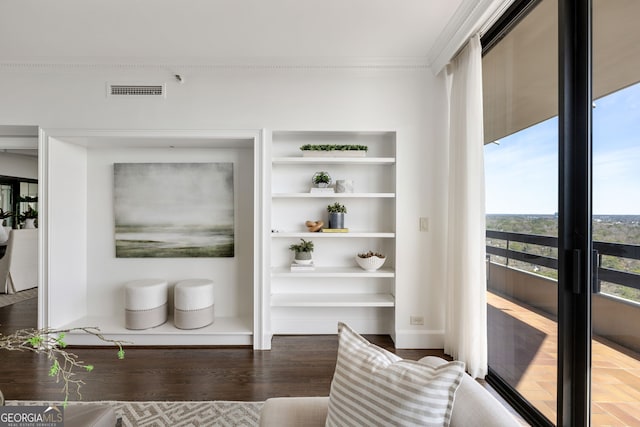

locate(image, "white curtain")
[[444, 34, 487, 379]]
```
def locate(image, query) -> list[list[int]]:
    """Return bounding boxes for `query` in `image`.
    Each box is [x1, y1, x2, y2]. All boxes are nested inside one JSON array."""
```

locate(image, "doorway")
[[0, 125, 39, 327]]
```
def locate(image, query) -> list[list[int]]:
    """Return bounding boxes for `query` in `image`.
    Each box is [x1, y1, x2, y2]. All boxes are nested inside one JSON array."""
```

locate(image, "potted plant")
[[327, 202, 347, 229], [312, 171, 332, 188], [0, 208, 12, 224], [355, 250, 386, 271], [0, 209, 12, 243], [289, 238, 314, 264], [19, 206, 38, 229], [300, 144, 368, 158]]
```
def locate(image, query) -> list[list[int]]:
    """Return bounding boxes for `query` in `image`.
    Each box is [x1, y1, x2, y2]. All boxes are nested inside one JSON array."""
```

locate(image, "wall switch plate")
[[410, 315, 424, 325], [419, 217, 429, 232]]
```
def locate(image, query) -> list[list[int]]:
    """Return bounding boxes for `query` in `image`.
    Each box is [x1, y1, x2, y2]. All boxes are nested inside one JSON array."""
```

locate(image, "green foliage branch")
[[0, 326, 126, 405]]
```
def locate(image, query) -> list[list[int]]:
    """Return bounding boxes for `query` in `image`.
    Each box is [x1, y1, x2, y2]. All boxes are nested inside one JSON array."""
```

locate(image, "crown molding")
[[0, 56, 430, 72], [427, 0, 515, 75]]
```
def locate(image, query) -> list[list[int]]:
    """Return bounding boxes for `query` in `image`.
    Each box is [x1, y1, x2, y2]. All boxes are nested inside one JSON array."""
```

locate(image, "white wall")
[[47, 137, 88, 326], [0, 63, 449, 347], [0, 152, 37, 179]]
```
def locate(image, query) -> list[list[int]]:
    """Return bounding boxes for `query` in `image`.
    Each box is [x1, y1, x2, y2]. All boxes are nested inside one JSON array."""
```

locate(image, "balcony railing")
[[486, 230, 640, 293], [486, 229, 640, 353]]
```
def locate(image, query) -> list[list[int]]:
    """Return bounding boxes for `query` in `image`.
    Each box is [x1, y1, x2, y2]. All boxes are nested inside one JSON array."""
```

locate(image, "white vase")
[[24, 218, 36, 229], [0, 226, 8, 244], [335, 180, 354, 193]]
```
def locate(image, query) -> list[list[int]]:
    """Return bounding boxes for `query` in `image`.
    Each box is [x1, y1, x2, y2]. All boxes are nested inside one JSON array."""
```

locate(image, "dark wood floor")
[[0, 297, 446, 402]]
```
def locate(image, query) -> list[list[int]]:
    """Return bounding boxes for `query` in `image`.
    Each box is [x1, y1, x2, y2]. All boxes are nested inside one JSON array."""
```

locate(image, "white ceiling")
[[0, 0, 464, 64]]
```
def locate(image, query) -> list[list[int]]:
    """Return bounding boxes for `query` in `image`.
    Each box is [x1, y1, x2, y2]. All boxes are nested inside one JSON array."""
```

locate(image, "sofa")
[[259, 356, 522, 427]]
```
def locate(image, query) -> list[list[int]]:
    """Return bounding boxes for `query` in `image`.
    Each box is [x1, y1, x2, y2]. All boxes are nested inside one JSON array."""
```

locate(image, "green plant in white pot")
[[312, 171, 332, 188], [327, 202, 347, 229], [0, 209, 13, 243], [356, 250, 386, 271], [19, 206, 38, 229], [299, 144, 368, 157], [289, 239, 314, 264]]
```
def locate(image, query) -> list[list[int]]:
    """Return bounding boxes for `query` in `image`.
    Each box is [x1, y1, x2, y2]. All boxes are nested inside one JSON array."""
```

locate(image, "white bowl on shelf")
[[355, 255, 386, 271]]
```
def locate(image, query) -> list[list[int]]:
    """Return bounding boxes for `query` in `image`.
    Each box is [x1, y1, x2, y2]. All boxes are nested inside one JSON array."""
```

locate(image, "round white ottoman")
[[174, 279, 215, 329], [124, 279, 168, 330]]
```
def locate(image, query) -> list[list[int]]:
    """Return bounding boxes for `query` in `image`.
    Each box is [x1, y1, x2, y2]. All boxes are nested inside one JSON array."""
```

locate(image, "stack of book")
[[290, 261, 315, 271], [310, 187, 335, 194], [321, 228, 349, 233]]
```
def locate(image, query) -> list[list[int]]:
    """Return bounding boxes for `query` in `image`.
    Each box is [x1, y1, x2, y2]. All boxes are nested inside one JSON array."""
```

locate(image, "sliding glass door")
[[484, 0, 640, 425]]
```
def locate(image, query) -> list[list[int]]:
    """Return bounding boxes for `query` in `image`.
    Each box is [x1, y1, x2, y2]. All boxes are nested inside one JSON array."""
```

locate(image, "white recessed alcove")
[[39, 129, 266, 348]]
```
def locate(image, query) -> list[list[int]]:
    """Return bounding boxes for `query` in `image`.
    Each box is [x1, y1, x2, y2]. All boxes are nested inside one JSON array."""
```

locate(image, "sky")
[[485, 81, 640, 215]]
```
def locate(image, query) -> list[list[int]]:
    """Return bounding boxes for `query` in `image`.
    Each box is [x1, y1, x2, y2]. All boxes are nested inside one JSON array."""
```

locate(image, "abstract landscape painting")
[[114, 163, 234, 258]]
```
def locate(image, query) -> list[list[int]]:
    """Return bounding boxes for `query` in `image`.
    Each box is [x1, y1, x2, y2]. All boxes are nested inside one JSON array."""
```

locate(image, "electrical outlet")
[[419, 217, 429, 232], [410, 315, 424, 326]]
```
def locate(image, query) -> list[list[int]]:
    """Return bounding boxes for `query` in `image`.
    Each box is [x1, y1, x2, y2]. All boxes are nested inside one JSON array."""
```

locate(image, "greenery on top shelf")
[[0, 209, 12, 220], [300, 144, 368, 152], [289, 238, 314, 253], [327, 202, 347, 214]]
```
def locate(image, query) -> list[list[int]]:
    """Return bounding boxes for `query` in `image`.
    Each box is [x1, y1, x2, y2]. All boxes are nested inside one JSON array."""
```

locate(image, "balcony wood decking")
[[489, 291, 640, 426]]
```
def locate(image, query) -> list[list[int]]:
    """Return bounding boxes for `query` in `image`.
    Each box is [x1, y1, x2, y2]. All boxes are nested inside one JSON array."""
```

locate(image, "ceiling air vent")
[[108, 84, 165, 97]]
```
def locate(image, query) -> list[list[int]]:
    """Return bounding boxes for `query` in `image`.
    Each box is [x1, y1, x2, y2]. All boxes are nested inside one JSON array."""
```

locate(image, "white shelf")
[[59, 315, 253, 346], [272, 192, 395, 198], [271, 231, 395, 238], [271, 293, 395, 308], [273, 157, 395, 165], [272, 266, 395, 277]]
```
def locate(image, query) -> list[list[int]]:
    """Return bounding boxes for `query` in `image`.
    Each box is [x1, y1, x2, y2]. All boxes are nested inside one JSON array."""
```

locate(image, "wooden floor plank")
[[0, 297, 444, 402]]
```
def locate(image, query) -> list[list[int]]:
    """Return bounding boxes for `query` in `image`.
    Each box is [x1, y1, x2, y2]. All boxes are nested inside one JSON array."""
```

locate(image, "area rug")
[[6, 400, 263, 426], [0, 287, 37, 308]]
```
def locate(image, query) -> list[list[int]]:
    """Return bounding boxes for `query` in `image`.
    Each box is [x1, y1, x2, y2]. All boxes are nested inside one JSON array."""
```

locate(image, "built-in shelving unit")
[[268, 130, 397, 337]]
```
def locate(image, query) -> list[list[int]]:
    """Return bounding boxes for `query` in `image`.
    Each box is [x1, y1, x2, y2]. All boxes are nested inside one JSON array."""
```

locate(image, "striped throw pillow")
[[326, 323, 465, 427]]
